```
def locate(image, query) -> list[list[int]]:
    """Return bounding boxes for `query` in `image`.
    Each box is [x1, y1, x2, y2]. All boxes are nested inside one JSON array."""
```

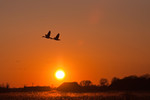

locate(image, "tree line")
[[1, 74, 150, 92], [78, 74, 150, 91]]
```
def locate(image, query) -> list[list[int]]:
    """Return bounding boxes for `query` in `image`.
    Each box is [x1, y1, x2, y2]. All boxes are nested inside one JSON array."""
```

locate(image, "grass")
[[0, 91, 150, 100]]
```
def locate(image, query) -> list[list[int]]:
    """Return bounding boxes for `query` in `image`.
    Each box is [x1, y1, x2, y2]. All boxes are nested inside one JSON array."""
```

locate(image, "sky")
[[0, 0, 150, 87]]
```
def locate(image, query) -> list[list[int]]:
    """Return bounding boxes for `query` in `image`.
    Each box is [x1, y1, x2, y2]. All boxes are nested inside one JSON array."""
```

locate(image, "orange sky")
[[0, 0, 150, 87]]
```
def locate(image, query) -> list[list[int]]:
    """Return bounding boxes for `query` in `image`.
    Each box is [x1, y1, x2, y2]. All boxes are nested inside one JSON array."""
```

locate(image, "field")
[[0, 91, 150, 100]]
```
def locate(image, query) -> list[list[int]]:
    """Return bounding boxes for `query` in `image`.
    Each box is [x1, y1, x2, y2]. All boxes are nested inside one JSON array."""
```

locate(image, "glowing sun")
[[55, 70, 65, 80]]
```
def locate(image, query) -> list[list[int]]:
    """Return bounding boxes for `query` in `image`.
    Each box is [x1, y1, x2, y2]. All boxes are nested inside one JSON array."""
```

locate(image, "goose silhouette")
[[42, 31, 60, 41], [42, 31, 52, 39], [54, 33, 60, 41]]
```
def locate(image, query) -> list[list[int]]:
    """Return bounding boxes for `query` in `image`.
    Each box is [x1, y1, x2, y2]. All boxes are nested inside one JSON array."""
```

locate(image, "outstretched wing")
[[54, 33, 60, 40], [45, 31, 51, 38], [47, 31, 51, 37]]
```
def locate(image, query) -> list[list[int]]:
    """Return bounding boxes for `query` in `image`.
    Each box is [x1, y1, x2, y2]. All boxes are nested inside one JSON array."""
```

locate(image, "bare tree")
[[80, 80, 92, 86], [100, 78, 109, 86]]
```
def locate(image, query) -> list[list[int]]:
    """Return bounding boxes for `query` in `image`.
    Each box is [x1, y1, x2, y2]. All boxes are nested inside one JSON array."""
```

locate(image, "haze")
[[0, 0, 150, 87]]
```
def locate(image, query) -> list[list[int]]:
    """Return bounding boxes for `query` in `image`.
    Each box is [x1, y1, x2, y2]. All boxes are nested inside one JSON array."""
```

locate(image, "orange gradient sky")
[[0, 0, 150, 87]]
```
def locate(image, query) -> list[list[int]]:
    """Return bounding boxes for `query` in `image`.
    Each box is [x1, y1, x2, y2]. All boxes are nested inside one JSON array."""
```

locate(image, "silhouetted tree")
[[6, 83, 9, 89], [110, 75, 150, 91], [111, 77, 120, 84], [100, 78, 109, 86], [140, 74, 150, 79], [80, 80, 92, 86]]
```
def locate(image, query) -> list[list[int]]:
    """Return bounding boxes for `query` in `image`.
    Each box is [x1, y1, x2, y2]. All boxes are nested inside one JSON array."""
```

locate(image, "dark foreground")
[[0, 91, 150, 100]]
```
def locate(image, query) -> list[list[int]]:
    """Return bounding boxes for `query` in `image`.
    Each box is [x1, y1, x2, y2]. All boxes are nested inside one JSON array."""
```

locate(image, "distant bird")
[[42, 31, 52, 39], [42, 31, 60, 41], [54, 33, 60, 41]]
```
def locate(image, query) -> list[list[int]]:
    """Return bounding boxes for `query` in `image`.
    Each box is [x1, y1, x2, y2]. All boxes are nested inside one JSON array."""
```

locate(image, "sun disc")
[[55, 70, 65, 79]]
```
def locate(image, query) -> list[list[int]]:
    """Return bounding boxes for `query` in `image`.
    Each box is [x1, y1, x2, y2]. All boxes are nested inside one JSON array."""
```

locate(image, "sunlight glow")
[[55, 70, 65, 80]]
